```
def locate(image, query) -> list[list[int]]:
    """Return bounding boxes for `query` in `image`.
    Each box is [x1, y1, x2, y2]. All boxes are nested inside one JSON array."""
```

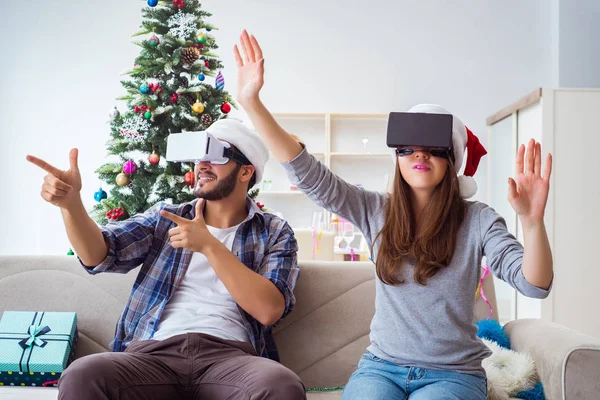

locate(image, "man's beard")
[[194, 164, 241, 201]]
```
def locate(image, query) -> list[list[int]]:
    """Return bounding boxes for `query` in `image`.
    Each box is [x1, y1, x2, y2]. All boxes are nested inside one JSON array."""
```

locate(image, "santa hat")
[[205, 119, 270, 183], [406, 104, 487, 199]]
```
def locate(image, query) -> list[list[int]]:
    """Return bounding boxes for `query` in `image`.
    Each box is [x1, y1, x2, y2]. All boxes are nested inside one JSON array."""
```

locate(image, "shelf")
[[261, 112, 392, 227], [272, 113, 387, 119], [330, 152, 391, 157], [330, 113, 388, 119], [273, 113, 327, 118]]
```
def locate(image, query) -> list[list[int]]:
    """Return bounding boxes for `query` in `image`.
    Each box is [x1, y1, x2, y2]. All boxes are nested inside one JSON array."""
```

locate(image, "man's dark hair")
[[230, 144, 256, 192]]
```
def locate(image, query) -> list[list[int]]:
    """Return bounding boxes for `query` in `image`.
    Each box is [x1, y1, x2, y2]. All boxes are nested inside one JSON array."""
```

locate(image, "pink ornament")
[[478, 265, 493, 319], [123, 160, 137, 175]]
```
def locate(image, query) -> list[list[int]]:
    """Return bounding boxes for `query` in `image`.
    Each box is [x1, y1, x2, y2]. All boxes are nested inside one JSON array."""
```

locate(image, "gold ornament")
[[182, 47, 200, 65], [116, 173, 130, 187], [192, 101, 205, 114]]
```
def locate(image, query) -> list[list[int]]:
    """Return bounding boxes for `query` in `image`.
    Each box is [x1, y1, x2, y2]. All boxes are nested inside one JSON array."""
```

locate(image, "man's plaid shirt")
[[80, 197, 299, 361]]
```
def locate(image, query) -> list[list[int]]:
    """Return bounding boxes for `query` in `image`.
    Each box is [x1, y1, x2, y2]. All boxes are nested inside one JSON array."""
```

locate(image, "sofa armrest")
[[504, 319, 600, 400]]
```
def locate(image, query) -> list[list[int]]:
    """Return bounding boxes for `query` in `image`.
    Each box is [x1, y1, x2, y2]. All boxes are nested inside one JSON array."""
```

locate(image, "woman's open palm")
[[233, 30, 264, 105], [508, 139, 553, 222]]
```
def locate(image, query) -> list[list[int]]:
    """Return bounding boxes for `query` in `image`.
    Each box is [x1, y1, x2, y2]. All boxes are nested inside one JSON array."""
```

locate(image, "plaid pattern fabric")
[[80, 197, 299, 361]]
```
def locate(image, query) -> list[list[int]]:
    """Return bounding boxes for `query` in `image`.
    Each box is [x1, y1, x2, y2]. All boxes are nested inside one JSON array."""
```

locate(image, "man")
[[26, 119, 305, 400]]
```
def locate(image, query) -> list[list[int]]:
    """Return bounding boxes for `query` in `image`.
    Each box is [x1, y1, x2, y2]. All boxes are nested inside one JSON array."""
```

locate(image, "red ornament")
[[184, 171, 195, 187], [173, 0, 185, 9], [134, 105, 149, 114], [106, 207, 126, 221], [170, 93, 179, 104], [220, 102, 231, 114], [148, 83, 163, 95], [256, 202, 265, 210], [148, 152, 160, 165], [204, 60, 210, 67]]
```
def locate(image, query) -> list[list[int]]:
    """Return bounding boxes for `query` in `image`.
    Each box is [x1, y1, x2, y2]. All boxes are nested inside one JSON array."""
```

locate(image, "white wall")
[[0, 0, 553, 255], [557, 0, 600, 87], [550, 0, 561, 87]]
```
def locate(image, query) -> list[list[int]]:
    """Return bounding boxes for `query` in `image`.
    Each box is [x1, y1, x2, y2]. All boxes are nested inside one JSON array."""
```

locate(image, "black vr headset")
[[386, 112, 454, 161]]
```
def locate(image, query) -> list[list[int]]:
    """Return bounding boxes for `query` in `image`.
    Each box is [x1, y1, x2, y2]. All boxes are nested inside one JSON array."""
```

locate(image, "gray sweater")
[[282, 147, 551, 376]]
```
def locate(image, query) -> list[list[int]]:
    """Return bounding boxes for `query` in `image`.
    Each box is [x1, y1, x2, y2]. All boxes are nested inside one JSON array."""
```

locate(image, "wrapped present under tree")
[[0, 311, 78, 387]]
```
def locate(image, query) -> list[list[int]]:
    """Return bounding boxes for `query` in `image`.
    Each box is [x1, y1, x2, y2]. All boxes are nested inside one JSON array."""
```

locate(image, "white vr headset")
[[166, 131, 251, 165]]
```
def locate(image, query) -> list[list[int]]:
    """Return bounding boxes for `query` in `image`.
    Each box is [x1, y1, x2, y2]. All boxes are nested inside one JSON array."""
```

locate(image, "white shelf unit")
[[486, 88, 600, 338], [255, 113, 394, 230]]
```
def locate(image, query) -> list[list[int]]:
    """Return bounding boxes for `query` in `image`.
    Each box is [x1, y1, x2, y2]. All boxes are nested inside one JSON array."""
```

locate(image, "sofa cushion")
[[0, 257, 499, 393], [274, 261, 376, 388]]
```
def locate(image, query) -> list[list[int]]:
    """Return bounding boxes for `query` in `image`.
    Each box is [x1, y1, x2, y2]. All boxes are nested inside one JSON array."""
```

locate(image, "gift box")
[[0, 311, 78, 387]]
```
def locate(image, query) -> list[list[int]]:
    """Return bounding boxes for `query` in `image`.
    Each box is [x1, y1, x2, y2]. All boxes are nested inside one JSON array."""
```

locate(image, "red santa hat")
[[407, 104, 487, 198]]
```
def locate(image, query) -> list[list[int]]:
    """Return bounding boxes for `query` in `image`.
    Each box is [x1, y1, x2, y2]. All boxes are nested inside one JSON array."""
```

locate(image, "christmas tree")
[[92, 0, 238, 225]]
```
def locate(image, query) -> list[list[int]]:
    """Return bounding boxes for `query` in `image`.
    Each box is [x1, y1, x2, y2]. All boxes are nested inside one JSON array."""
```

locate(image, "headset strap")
[[223, 147, 252, 165]]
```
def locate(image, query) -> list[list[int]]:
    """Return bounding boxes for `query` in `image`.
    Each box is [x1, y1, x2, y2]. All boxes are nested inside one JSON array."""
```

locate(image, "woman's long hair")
[[372, 158, 467, 285]]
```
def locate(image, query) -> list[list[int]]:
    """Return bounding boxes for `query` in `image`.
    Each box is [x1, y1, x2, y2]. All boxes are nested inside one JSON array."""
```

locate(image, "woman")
[[233, 30, 553, 399]]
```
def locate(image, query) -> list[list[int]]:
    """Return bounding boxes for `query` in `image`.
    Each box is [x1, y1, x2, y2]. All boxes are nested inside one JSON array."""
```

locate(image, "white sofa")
[[1, 256, 599, 399]]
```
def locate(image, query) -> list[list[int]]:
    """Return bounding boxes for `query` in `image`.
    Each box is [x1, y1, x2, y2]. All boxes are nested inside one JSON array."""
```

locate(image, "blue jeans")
[[342, 351, 487, 400]]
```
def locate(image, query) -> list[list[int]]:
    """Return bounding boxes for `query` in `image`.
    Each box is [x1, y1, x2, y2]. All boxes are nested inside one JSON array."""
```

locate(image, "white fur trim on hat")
[[205, 119, 270, 184], [458, 175, 478, 199]]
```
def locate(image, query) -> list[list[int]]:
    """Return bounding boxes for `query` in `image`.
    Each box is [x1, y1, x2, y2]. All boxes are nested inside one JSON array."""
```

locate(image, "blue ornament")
[[140, 83, 150, 94], [198, 73, 205, 81], [94, 188, 108, 202], [147, 0, 159, 6]]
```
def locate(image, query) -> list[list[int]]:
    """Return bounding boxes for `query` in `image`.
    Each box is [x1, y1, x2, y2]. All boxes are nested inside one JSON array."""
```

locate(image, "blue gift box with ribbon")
[[0, 311, 78, 387]]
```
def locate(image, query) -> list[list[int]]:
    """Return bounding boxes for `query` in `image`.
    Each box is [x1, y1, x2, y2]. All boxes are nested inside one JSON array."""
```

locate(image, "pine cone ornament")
[[200, 114, 213, 126], [182, 93, 195, 104], [178, 76, 189, 87], [182, 47, 200, 65]]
